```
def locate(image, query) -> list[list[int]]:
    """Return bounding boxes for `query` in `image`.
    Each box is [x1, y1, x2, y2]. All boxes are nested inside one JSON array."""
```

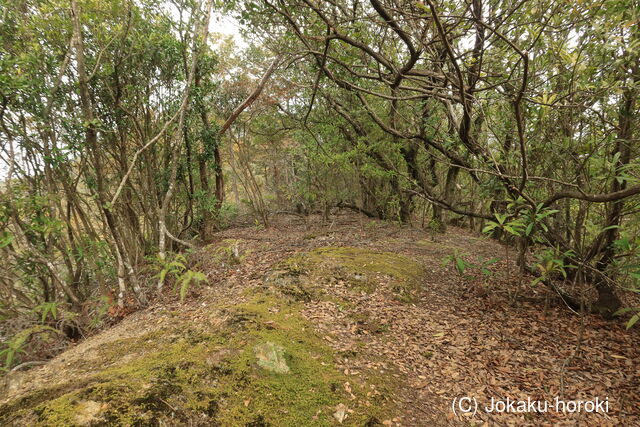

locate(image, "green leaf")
[[602, 225, 621, 231], [503, 225, 521, 236], [482, 222, 498, 234], [526, 223, 534, 236], [537, 209, 559, 220], [0, 232, 13, 248], [167, 261, 186, 270], [179, 276, 191, 302], [614, 307, 636, 316], [192, 272, 207, 282], [626, 313, 640, 329]]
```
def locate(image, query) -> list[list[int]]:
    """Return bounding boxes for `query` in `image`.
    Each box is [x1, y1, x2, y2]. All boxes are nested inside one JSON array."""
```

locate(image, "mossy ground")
[[5, 216, 631, 426], [276, 246, 425, 303], [0, 291, 395, 426]]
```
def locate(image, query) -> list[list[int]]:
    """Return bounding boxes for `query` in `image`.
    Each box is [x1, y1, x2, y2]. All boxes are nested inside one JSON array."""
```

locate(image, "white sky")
[[210, 14, 244, 46]]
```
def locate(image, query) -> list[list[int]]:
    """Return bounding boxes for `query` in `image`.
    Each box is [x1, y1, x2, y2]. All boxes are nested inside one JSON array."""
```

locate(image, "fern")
[[156, 252, 208, 302], [32, 301, 59, 323], [176, 270, 208, 302]]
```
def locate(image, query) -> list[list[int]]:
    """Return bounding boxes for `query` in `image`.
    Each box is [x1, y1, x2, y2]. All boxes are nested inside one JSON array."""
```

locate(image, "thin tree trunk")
[[157, 0, 212, 290], [71, 0, 134, 306], [591, 62, 637, 317]]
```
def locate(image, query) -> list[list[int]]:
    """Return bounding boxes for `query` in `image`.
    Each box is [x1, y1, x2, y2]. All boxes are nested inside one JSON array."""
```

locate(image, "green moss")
[[2, 293, 396, 426], [216, 294, 395, 425], [310, 247, 421, 278], [33, 392, 82, 426], [280, 247, 424, 303], [23, 331, 221, 426]]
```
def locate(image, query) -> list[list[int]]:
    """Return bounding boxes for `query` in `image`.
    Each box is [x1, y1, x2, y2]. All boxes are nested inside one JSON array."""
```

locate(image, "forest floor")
[[1, 213, 639, 426]]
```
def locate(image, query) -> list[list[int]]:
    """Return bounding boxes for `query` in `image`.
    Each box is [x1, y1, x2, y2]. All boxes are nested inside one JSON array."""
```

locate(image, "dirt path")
[[211, 214, 639, 426], [2, 213, 638, 426]]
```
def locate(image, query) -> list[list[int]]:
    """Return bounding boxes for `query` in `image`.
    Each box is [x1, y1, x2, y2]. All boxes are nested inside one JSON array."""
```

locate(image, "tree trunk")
[[589, 61, 637, 318]]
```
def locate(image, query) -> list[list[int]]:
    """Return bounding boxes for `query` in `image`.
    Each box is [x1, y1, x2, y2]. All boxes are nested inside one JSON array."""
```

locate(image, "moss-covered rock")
[[0, 293, 395, 426], [272, 247, 424, 303], [253, 342, 290, 374]]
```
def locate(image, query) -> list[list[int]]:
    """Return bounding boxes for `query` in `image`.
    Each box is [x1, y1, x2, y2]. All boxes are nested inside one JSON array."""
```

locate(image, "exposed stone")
[[253, 341, 290, 374], [74, 400, 103, 425]]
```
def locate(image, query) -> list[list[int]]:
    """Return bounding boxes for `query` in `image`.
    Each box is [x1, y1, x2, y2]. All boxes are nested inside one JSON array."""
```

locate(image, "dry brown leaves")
[[58, 213, 640, 426]]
